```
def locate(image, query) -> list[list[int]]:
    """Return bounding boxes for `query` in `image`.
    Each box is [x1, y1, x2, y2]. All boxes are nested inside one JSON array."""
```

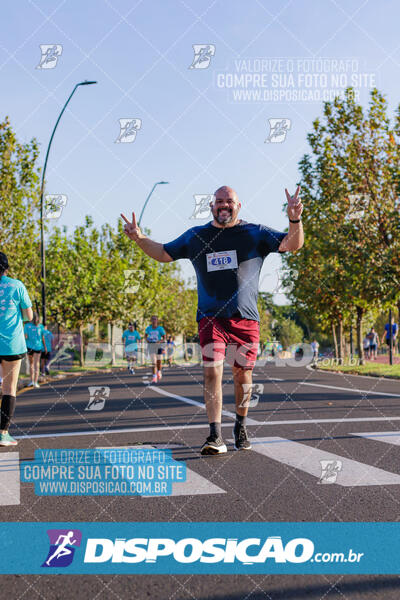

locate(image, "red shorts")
[[198, 317, 259, 370]]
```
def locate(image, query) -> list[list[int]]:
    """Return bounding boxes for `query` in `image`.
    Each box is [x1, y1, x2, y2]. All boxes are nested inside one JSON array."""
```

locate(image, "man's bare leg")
[[201, 362, 227, 454], [203, 363, 223, 422], [232, 366, 253, 450]]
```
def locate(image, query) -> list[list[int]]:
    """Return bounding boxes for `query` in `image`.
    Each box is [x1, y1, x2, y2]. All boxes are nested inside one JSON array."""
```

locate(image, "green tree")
[[273, 318, 304, 349], [0, 117, 41, 297], [284, 88, 400, 363]]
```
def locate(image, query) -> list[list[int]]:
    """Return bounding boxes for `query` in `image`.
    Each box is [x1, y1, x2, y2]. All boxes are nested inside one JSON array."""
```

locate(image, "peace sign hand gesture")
[[120, 211, 143, 242], [285, 186, 303, 221]]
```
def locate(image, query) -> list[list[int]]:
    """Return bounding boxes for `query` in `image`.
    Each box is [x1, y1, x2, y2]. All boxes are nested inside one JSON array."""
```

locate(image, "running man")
[[121, 185, 303, 454], [24, 312, 45, 388], [0, 252, 33, 446], [45, 531, 77, 566], [122, 322, 141, 374], [41, 325, 54, 375], [145, 316, 166, 383], [384, 317, 398, 356]]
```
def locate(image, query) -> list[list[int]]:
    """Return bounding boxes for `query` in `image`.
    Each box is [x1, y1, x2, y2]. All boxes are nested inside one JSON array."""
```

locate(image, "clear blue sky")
[[1, 0, 399, 301]]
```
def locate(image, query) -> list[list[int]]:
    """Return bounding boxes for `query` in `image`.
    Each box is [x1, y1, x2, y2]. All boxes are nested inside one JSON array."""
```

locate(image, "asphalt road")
[[2, 361, 400, 599]]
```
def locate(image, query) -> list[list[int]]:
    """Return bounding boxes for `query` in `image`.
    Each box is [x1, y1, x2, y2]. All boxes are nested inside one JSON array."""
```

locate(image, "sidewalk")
[[368, 355, 400, 365]]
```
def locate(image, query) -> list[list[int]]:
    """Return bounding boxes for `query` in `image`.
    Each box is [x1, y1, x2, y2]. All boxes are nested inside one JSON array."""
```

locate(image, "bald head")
[[211, 185, 241, 227], [214, 186, 238, 202]]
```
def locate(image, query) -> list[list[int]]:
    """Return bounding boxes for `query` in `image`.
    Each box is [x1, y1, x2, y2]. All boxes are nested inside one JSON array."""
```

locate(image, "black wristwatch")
[[289, 218, 301, 223]]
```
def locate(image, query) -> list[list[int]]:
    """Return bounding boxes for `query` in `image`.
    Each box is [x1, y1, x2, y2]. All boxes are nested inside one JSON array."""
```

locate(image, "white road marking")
[[258, 416, 400, 425], [14, 423, 232, 439], [13, 416, 400, 440], [243, 437, 400, 487], [352, 432, 400, 446], [99, 446, 225, 497], [297, 381, 400, 398], [149, 385, 260, 425], [0, 452, 20, 505]]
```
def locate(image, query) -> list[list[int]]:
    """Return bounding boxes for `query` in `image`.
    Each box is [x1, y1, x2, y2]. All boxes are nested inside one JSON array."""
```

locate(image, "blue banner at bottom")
[[0, 522, 397, 574]]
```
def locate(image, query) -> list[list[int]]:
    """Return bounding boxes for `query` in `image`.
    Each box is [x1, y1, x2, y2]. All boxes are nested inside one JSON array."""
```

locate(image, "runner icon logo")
[[45, 194, 67, 220], [240, 383, 264, 408], [264, 118, 291, 143], [318, 460, 342, 484], [36, 45, 63, 69], [188, 44, 216, 69], [123, 269, 145, 294], [85, 386, 110, 411], [115, 119, 142, 143], [42, 529, 82, 567], [190, 194, 213, 219]]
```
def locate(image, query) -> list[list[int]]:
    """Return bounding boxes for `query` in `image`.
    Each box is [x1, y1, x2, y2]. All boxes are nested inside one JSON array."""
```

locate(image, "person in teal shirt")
[[145, 315, 166, 383], [25, 312, 45, 388], [41, 326, 54, 375], [122, 323, 141, 374], [0, 252, 33, 447]]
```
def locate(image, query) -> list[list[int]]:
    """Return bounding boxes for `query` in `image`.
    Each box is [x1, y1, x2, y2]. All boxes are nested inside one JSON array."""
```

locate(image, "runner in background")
[[122, 322, 141, 374], [25, 312, 45, 388], [311, 339, 319, 362], [384, 317, 398, 356], [41, 325, 54, 375], [363, 333, 371, 360], [368, 327, 379, 361], [0, 252, 33, 446], [145, 316, 166, 383], [166, 335, 175, 367]]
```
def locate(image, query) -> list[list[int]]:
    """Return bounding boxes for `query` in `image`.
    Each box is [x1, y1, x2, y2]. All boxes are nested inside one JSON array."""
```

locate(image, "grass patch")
[[317, 359, 400, 378]]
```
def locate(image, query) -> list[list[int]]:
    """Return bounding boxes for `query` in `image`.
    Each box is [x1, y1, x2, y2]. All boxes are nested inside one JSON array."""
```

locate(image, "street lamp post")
[[40, 80, 97, 325], [138, 181, 169, 227]]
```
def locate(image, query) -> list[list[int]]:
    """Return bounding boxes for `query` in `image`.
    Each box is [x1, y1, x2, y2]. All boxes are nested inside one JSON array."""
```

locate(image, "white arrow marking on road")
[[241, 437, 400, 487], [0, 453, 20, 505], [351, 432, 400, 446], [149, 386, 260, 425]]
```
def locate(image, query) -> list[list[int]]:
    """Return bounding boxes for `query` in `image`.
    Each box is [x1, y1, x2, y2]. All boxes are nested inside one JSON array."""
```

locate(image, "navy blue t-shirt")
[[164, 221, 286, 322]]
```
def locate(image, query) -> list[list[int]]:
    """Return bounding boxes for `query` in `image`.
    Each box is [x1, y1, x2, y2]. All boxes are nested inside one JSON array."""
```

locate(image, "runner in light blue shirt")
[[25, 312, 45, 389], [41, 326, 54, 375], [122, 323, 141, 374], [145, 315, 166, 383], [0, 252, 33, 447]]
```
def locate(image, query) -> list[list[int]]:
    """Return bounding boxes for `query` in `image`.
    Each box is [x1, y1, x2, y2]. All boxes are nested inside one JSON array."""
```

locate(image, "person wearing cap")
[[0, 252, 33, 446]]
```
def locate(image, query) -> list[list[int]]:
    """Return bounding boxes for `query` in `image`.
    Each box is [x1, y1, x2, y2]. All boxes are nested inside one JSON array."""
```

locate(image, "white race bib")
[[206, 250, 238, 272]]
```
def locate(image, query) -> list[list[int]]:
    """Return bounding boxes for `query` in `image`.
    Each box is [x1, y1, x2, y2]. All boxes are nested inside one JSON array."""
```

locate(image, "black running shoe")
[[201, 435, 227, 455], [233, 425, 252, 451]]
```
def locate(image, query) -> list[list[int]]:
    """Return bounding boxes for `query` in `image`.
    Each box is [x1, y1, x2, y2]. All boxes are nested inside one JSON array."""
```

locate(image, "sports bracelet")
[[289, 218, 301, 223]]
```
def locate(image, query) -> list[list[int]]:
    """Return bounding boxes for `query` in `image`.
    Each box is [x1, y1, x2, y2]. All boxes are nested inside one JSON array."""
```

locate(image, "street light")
[[138, 181, 169, 227], [40, 80, 97, 325]]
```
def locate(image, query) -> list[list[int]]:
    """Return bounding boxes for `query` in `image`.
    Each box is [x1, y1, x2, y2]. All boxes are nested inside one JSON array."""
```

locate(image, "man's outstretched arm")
[[121, 211, 173, 262], [278, 186, 304, 252]]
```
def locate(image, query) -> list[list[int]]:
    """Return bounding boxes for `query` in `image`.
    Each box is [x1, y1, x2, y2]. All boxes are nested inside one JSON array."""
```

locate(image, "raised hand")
[[120, 211, 143, 242], [285, 186, 303, 221]]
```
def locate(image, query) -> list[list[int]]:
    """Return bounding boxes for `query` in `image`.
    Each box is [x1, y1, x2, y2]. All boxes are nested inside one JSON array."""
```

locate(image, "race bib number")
[[206, 250, 238, 272]]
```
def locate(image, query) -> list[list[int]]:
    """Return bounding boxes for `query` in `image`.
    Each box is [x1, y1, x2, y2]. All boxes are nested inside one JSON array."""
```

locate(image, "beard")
[[215, 207, 233, 224]]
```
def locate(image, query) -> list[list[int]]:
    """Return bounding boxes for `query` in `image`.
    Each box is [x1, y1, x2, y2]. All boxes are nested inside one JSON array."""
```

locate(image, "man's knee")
[[232, 366, 252, 384], [203, 365, 222, 383]]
